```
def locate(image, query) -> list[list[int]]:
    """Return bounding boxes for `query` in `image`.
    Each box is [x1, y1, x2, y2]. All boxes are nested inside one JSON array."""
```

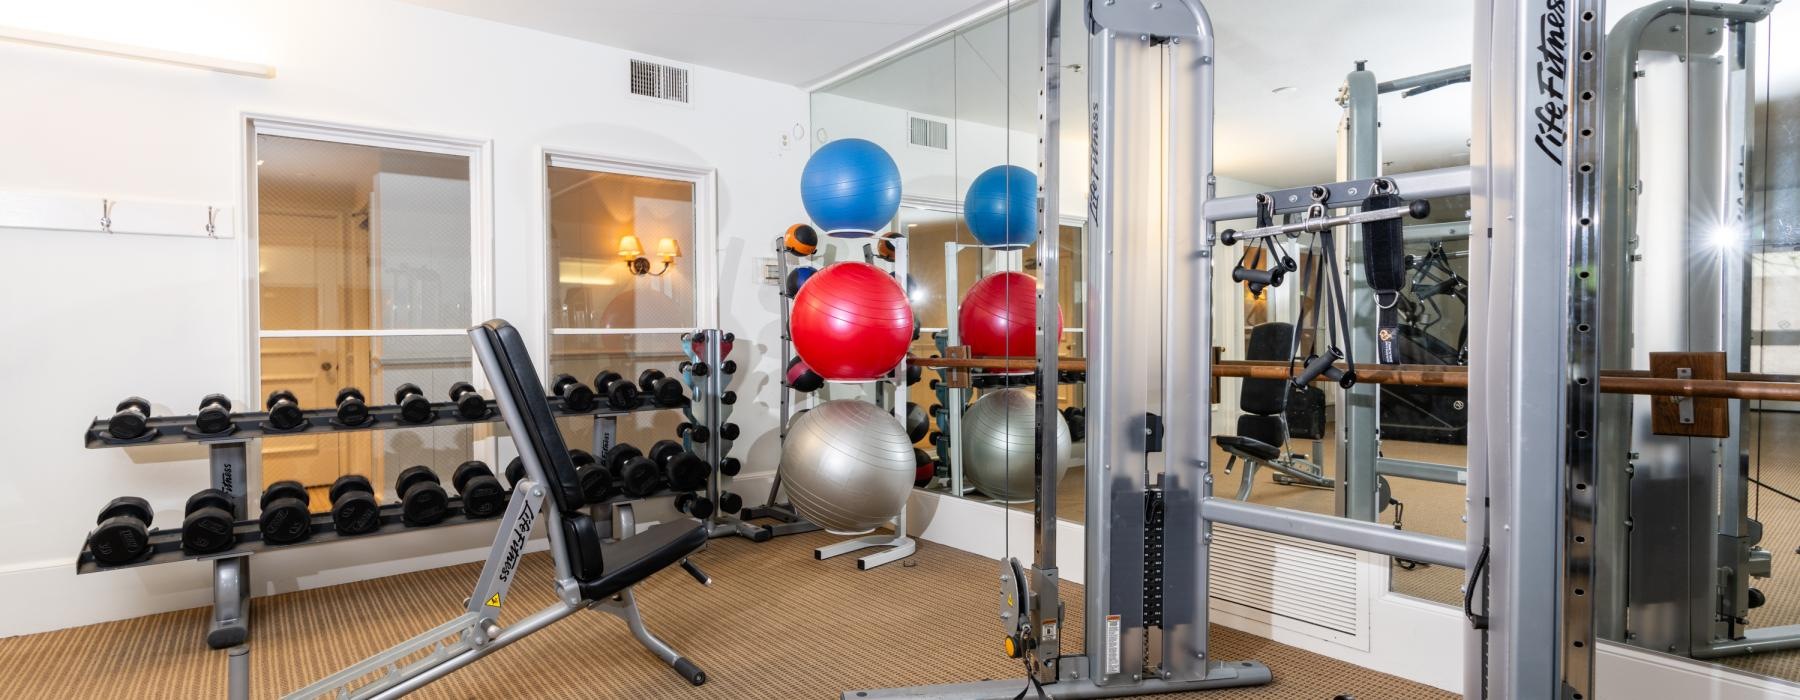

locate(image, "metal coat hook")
[[100, 199, 115, 234], [206, 206, 218, 237]]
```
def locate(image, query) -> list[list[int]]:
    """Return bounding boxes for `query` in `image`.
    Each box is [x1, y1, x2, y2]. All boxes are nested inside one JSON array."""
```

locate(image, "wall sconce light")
[[620, 234, 681, 276]]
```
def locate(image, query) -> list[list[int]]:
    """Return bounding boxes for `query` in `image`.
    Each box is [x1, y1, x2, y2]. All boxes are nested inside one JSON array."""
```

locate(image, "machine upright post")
[[945, 242, 967, 496], [1027, 0, 1063, 680], [1336, 63, 1381, 522], [1467, 0, 1598, 696], [1158, 0, 1220, 681]]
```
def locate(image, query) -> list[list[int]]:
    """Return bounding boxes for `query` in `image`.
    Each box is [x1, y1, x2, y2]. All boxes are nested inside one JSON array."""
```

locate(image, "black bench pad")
[[1215, 435, 1280, 462], [579, 518, 709, 601]]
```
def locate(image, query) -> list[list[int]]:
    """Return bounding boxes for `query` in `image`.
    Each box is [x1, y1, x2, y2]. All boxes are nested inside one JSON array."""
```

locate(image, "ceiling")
[[399, 0, 1800, 190], [395, 0, 997, 86], [822, 0, 1475, 186]]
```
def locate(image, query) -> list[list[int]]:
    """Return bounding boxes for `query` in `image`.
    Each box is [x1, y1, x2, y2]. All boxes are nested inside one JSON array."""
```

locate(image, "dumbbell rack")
[[771, 231, 918, 570], [681, 328, 816, 541], [77, 392, 682, 655]]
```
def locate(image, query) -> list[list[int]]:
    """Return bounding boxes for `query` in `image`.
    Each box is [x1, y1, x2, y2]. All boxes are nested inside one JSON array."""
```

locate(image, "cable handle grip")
[[1230, 266, 1282, 286], [1292, 350, 1358, 389]]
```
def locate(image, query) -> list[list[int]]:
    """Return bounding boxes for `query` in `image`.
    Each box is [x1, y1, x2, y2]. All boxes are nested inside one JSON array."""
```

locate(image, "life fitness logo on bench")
[[497, 505, 536, 584], [1532, 0, 1570, 166]]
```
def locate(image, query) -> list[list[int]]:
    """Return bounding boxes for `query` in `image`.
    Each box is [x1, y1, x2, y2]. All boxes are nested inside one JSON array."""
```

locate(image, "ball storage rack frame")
[[76, 352, 721, 699], [769, 230, 917, 570], [747, 235, 831, 536]]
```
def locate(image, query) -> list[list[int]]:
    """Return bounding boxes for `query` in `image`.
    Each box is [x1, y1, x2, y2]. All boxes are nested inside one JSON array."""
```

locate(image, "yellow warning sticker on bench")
[[485, 594, 502, 608]]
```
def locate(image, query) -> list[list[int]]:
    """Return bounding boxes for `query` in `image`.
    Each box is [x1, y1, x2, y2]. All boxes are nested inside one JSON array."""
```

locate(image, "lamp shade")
[[656, 237, 682, 259], [617, 234, 643, 258]]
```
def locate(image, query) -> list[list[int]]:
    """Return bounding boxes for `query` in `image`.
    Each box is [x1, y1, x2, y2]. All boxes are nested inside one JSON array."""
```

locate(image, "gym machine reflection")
[[843, 0, 1603, 695]]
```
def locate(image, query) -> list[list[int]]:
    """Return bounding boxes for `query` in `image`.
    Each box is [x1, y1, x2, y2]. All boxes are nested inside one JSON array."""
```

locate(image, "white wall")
[[0, 0, 808, 637], [811, 92, 1067, 213]]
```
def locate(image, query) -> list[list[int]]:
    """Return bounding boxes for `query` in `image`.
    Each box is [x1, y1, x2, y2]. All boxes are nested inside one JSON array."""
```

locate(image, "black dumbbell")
[[89, 496, 154, 565], [719, 456, 742, 477], [552, 374, 596, 413], [680, 360, 710, 377], [182, 489, 237, 555], [674, 492, 715, 519], [454, 461, 505, 518], [1062, 407, 1086, 443], [677, 422, 710, 443], [593, 371, 641, 410], [638, 369, 686, 407], [721, 360, 738, 375], [328, 475, 380, 536], [719, 423, 740, 441], [648, 440, 709, 492], [571, 449, 617, 503], [259, 480, 313, 545], [505, 456, 527, 488], [905, 402, 929, 443], [107, 397, 153, 440], [195, 394, 234, 435], [605, 444, 665, 498], [396, 466, 449, 527], [720, 390, 738, 406], [265, 390, 305, 431], [394, 383, 433, 424], [449, 382, 487, 420], [335, 387, 370, 426], [717, 491, 744, 517]]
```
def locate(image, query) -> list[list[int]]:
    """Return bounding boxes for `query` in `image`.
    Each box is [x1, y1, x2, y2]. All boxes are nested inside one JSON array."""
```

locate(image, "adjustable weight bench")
[[290, 319, 712, 700], [1218, 322, 1334, 500]]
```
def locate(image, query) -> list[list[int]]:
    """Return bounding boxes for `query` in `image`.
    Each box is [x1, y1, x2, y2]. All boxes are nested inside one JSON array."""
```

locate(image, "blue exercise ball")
[[964, 165, 1038, 248], [801, 138, 902, 237]]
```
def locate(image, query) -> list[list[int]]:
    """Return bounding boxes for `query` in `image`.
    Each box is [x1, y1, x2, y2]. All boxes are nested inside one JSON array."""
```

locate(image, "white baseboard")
[[1597, 642, 1800, 699]]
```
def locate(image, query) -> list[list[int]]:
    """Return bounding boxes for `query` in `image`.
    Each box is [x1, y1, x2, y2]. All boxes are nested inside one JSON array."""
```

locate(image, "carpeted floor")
[[0, 529, 1454, 699]]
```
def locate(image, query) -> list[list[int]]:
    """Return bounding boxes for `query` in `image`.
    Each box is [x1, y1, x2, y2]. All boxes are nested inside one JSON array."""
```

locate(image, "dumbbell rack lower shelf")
[[74, 496, 495, 574], [78, 396, 682, 652]]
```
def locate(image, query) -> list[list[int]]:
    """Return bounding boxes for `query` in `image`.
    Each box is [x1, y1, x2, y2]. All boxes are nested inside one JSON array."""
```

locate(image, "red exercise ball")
[[959, 271, 1062, 358], [791, 262, 915, 380]]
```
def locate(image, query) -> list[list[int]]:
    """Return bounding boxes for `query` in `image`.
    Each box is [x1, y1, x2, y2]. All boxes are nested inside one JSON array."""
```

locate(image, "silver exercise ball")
[[962, 388, 1072, 503], [782, 399, 916, 535]]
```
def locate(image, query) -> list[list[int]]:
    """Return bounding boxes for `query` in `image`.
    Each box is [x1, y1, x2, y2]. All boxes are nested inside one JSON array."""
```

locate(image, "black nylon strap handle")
[[1361, 193, 1408, 365]]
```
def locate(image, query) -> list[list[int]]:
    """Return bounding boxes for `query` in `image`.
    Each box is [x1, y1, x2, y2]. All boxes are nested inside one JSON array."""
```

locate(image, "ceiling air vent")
[[630, 59, 689, 103], [910, 116, 949, 150]]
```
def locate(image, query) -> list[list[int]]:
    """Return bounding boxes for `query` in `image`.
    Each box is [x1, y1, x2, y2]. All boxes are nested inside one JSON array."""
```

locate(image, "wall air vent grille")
[[909, 116, 949, 149], [630, 59, 689, 103]]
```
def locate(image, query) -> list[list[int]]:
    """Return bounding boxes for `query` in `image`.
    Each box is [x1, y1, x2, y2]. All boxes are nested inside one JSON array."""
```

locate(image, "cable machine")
[[847, 0, 1600, 698]]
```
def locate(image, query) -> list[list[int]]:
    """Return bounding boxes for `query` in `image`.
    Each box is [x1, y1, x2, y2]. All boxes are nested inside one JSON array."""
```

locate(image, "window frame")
[[241, 114, 495, 464], [539, 148, 719, 342]]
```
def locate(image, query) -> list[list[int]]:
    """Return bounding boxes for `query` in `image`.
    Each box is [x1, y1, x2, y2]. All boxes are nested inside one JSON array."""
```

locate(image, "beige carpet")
[[0, 529, 1453, 699]]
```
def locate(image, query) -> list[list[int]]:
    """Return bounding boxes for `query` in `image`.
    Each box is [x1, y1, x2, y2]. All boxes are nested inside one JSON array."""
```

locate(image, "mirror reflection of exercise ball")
[[781, 400, 916, 535], [962, 388, 1071, 502]]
